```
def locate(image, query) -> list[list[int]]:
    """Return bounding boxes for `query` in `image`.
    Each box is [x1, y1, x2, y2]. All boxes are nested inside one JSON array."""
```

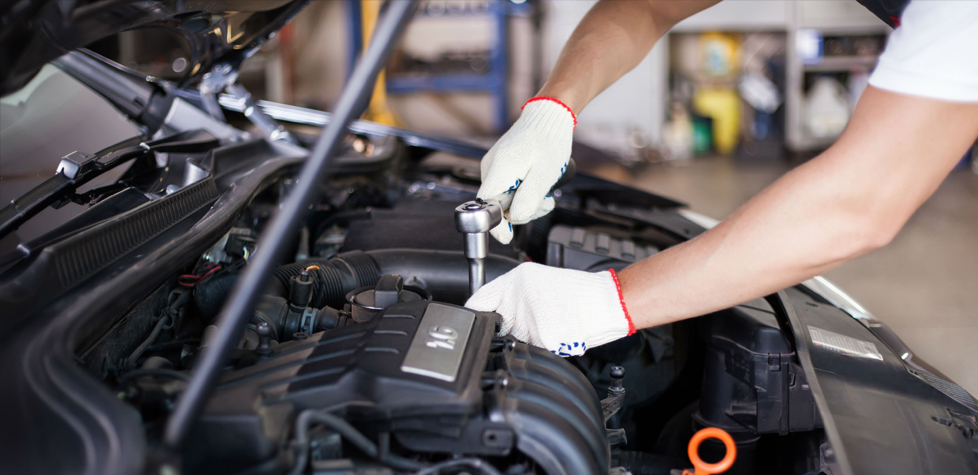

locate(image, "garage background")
[[92, 0, 978, 394]]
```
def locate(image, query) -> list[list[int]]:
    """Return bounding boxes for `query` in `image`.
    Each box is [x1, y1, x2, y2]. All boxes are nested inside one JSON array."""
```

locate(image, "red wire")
[[199, 265, 222, 280], [178, 265, 222, 287]]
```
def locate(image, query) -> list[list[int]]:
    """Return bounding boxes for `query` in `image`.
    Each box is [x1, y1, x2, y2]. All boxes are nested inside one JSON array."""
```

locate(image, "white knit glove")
[[465, 263, 636, 357], [479, 97, 576, 244]]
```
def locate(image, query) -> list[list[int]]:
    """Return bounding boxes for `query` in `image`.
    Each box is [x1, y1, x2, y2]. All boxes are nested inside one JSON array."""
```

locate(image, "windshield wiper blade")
[[0, 129, 219, 239]]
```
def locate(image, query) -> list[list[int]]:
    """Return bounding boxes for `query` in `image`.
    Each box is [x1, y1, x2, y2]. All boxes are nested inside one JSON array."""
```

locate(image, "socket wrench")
[[455, 159, 576, 296]]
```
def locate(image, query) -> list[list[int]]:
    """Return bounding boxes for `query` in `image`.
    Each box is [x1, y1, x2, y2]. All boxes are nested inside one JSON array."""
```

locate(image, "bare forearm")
[[538, 0, 719, 113], [620, 87, 978, 327]]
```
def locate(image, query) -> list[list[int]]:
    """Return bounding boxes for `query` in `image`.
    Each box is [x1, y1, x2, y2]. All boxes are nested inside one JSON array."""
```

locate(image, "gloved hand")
[[478, 97, 576, 244], [465, 263, 636, 357]]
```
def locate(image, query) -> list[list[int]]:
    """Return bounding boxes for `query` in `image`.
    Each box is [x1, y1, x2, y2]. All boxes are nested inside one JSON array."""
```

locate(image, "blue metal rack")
[[347, 0, 532, 133], [345, 0, 364, 84]]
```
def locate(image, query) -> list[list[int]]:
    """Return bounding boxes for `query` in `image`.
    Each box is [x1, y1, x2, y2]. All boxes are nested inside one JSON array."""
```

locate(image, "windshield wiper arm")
[[0, 129, 219, 240]]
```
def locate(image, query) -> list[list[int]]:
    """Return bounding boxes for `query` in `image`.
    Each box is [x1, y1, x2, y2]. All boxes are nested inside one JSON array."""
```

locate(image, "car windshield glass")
[[0, 64, 141, 258]]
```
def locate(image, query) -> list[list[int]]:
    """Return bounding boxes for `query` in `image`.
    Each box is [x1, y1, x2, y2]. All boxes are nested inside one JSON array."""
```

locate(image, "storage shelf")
[[355, 0, 518, 132], [387, 74, 503, 93], [414, 2, 531, 18], [803, 55, 878, 72]]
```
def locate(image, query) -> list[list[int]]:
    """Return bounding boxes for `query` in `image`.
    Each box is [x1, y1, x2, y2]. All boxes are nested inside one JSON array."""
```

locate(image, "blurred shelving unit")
[[801, 55, 878, 72], [348, 0, 534, 133], [786, 24, 889, 152], [658, 1, 891, 154]]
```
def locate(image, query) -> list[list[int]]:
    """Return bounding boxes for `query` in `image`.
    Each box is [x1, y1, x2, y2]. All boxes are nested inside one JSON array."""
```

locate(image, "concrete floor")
[[588, 156, 978, 395]]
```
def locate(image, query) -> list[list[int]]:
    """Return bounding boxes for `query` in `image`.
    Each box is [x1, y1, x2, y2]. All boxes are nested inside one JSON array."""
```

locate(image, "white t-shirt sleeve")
[[869, 0, 978, 102]]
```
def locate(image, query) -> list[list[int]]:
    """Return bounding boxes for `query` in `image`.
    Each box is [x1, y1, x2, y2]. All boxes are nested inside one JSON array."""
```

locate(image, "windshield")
[[0, 64, 141, 258]]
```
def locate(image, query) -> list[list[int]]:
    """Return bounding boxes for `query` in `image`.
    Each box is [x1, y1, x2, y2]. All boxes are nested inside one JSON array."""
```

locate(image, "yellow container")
[[698, 32, 741, 78], [693, 88, 741, 155]]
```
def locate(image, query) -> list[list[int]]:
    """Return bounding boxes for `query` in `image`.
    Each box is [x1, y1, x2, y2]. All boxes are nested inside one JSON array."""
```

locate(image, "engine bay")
[[59, 133, 840, 475], [2, 3, 975, 473]]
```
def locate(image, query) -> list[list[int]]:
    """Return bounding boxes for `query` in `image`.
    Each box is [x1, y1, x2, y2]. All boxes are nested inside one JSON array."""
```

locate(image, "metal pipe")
[[226, 81, 298, 144], [163, 0, 418, 447], [210, 93, 489, 158]]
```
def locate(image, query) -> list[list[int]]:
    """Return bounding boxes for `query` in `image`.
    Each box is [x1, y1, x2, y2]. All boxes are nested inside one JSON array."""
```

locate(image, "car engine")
[[63, 139, 615, 475], [60, 133, 835, 475], [190, 294, 609, 475]]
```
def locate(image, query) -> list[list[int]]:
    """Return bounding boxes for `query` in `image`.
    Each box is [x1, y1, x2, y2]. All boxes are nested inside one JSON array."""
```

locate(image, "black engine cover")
[[188, 301, 609, 475]]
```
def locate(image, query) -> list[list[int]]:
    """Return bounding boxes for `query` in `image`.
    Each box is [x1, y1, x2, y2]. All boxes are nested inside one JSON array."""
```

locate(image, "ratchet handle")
[[493, 158, 576, 212]]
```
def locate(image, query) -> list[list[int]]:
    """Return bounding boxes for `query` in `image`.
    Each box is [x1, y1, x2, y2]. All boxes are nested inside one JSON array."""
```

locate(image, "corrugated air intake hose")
[[267, 249, 521, 308]]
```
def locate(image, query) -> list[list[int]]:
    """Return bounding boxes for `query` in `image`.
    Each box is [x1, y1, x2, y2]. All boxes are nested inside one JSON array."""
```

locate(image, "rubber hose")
[[365, 249, 520, 305], [269, 251, 380, 309], [117, 368, 189, 382], [269, 249, 520, 307], [290, 410, 425, 475]]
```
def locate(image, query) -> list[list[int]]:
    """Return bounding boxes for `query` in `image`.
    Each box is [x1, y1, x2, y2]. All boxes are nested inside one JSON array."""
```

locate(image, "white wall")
[[290, 1, 349, 110], [541, 0, 668, 149], [673, 1, 790, 31]]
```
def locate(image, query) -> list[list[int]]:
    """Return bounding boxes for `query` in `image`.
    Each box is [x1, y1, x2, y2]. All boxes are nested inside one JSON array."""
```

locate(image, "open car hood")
[[0, 0, 307, 96]]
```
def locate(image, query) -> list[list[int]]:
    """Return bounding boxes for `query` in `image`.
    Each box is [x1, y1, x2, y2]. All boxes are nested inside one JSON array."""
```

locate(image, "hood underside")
[[0, 0, 307, 96]]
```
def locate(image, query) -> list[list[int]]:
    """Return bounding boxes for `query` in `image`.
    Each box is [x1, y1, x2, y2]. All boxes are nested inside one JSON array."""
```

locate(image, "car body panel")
[[782, 287, 978, 474], [0, 0, 306, 96]]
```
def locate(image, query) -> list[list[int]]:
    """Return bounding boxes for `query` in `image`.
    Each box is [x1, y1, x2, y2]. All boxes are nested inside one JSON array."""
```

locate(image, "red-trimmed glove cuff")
[[522, 96, 577, 129], [608, 269, 636, 336]]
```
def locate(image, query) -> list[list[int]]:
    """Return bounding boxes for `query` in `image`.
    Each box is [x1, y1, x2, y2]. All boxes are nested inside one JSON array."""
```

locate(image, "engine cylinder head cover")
[[190, 299, 607, 475], [346, 274, 431, 322]]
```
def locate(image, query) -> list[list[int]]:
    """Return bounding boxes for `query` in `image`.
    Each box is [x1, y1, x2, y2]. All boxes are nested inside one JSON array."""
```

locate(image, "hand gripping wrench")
[[455, 159, 576, 297]]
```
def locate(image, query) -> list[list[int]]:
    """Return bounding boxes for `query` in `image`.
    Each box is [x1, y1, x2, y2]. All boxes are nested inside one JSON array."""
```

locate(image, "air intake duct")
[[268, 249, 521, 308]]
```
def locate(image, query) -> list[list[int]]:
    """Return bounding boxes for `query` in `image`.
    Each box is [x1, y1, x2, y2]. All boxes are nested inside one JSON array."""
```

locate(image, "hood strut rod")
[[163, 0, 419, 447]]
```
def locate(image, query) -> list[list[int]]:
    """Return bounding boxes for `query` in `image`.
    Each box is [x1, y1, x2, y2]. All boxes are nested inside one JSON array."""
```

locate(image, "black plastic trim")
[[0, 179, 217, 330], [0, 139, 305, 475]]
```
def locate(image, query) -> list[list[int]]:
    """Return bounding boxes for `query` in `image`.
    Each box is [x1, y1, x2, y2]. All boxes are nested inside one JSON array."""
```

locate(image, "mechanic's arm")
[[620, 87, 978, 327], [467, 88, 978, 356], [537, 0, 720, 114], [478, 0, 719, 244]]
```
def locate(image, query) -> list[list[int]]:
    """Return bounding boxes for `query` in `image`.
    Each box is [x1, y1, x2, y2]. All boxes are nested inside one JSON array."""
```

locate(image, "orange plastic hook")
[[682, 427, 737, 475]]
